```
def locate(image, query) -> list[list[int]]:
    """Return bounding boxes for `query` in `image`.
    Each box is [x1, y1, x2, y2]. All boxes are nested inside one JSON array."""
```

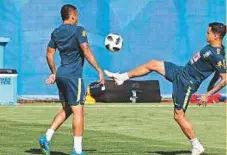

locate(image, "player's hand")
[[98, 70, 105, 85], [46, 74, 56, 84], [198, 94, 208, 107]]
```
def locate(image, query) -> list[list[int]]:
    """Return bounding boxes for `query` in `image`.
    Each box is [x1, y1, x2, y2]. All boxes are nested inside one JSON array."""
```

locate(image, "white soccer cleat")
[[104, 70, 125, 85], [191, 147, 205, 155]]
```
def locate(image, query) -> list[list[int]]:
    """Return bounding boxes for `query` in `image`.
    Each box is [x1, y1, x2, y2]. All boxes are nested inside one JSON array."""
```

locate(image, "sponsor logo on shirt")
[[190, 52, 201, 64], [203, 51, 211, 58]]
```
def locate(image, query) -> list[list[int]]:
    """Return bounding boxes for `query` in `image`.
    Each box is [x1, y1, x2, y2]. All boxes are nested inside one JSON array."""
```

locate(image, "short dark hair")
[[61, 4, 77, 21], [209, 22, 226, 39]]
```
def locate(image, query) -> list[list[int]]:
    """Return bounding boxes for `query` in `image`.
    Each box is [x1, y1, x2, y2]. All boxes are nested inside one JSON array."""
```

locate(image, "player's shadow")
[[148, 150, 208, 155], [25, 148, 97, 155], [25, 148, 68, 155]]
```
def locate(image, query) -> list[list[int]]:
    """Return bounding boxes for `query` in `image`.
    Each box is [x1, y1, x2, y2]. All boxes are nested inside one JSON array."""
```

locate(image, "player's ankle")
[[121, 73, 129, 81], [190, 138, 203, 148], [46, 129, 55, 142], [74, 136, 83, 154]]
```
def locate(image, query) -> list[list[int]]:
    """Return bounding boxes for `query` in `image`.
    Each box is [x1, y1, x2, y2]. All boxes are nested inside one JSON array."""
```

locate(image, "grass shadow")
[[25, 148, 97, 155], [25, 148, 68, 155], [148, 150, 207, 155]]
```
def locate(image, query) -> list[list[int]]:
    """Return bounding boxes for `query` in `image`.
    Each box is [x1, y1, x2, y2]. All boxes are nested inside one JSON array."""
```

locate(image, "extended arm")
[[80, 43, 104, 84]]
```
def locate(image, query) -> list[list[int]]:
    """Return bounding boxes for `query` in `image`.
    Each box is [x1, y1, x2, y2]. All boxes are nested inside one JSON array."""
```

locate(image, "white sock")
[[190, 138, 203, 148], [46, 129, 55, 142], [74, 136, 82, 154], [121, 73, 129, 81]]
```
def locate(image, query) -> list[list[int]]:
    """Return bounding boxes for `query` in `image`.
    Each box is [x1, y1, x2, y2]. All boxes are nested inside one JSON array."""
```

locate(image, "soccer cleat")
[[39, 135, 50, 155], [70, 151, 85, 155], [191, 147, 205, 155], [104, 70, 125, 85]]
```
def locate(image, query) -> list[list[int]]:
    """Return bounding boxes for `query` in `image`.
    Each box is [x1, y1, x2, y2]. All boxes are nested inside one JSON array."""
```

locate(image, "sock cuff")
[[46, 129, 55, 142], [47, 129, 55, 134], [190, 137, 198, 142], [74, 136, 83, 140]]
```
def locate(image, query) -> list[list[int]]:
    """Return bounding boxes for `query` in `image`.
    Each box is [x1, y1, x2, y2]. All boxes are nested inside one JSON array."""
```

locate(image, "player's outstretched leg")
[[39, 135, 50, 155], [104, 60, 165, 85]]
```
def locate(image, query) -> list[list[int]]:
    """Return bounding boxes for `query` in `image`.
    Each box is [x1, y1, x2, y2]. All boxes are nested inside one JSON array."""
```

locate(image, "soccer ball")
[[104, 33, 123, 52]]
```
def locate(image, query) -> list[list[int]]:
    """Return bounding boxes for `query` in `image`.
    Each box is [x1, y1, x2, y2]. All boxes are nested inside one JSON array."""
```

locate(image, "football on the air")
[[104, 33, 123, 52]]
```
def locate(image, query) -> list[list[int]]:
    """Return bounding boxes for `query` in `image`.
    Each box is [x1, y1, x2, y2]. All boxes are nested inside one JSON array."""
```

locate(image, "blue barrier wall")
[[0, 0, 226, 96]]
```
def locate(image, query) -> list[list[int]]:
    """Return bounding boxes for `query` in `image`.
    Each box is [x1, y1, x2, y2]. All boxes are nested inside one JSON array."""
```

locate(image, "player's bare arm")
[[80, 42, 104, 84], [200, 73, 226, 104], [207, 71, 220, 91], [207, 73, 226, 96], [46, 47, 56, 74], [46, 47, 56, 84]]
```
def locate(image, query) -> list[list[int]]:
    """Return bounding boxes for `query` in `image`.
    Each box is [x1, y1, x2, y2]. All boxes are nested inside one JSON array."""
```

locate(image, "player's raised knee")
[[147, 60, 161, 70]]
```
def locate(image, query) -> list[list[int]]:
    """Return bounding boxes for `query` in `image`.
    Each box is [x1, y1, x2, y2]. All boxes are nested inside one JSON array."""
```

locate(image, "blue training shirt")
[[48, 24, 88, 78], [182, 44, 226, 88]]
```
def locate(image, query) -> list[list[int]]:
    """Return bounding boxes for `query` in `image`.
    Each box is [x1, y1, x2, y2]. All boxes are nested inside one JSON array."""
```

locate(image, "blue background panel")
[[0, 0, 225, 95]]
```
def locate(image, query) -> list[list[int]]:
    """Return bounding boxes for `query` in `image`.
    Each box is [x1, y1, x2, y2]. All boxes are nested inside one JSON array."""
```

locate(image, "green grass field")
[[0, 103, 226, 155]]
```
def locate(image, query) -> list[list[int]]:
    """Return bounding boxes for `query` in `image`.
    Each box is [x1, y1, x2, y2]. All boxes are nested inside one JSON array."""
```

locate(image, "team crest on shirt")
[[82, 30, 86, 37], [216, 60, 226, 69]]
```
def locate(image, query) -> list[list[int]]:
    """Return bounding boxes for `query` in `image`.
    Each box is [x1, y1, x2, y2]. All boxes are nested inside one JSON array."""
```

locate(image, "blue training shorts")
[[56, 77, 85, 106], [164, 61, 197, 112]]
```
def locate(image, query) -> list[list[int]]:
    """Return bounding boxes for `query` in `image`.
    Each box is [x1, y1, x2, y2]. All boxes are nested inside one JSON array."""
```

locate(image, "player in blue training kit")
[[104, 22, 226, 155], [38, 4, 104, 155]]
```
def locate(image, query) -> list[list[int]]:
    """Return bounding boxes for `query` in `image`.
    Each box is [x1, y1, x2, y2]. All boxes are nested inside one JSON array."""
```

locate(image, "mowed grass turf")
[[0, 103, 226, 155]]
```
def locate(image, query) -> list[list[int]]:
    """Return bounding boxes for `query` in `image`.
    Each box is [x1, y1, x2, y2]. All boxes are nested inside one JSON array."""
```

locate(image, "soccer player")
[[39, 4, 104, 155], [104, 22, 226, 155]]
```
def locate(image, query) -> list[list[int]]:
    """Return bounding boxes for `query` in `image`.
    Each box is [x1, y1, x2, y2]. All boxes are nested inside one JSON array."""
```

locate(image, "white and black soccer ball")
[[104, 33, 123, 52]]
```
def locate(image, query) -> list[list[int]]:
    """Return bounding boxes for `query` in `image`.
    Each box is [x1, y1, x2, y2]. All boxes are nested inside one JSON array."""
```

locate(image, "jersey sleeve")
[[48, 32, 57, 49], [78, 27, 88, 44], [205, 51, 226, 73]]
